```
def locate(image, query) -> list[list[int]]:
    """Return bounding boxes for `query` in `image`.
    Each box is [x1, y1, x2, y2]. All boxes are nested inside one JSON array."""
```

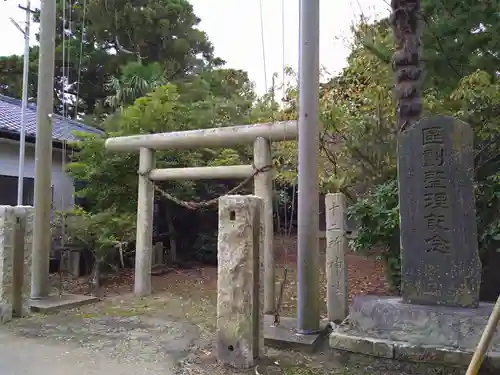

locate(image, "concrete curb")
[[329, 331, 500, 369]]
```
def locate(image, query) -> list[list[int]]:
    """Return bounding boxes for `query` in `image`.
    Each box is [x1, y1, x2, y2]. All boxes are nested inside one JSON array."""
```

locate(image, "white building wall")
[[0, 138, 75, 211]]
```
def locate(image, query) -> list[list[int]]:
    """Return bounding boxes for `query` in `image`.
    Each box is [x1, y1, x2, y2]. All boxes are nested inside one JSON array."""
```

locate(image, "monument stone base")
[[29, 294, 99, 313], [329, 296, 500, 370]]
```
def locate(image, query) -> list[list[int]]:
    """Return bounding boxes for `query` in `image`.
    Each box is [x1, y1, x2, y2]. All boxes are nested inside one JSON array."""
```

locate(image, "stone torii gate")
[[105, 121, 298, 315]]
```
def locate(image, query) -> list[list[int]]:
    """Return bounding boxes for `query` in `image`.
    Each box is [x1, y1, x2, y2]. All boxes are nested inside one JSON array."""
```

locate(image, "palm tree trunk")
[[390, 0, 423, 131]]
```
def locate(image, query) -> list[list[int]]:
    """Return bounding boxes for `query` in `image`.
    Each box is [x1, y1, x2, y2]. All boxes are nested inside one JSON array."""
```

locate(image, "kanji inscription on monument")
[[398, 116, 481, 308]]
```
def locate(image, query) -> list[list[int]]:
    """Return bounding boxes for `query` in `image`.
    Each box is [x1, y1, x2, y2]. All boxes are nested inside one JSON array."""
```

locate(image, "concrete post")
[[253, 137, 275, 314], [31, 0, 57, 300], [325, 193, 348, 323], [134, 148, 155, 297], [0, 206, 34, 322], [0, 206, 16, 322], [296, 0, 321, 334], [216, 195, 263, 369]]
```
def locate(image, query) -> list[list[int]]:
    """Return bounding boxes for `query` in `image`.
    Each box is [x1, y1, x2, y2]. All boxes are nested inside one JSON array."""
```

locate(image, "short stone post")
[[216, 195, 263, 369], [0, 206, 34, 322], [325, 193, 348, 324], [253, 137, 275, 315], [69, 251, 81, 278], [152, 242, 164, 266], [135, 147, 155, 297]]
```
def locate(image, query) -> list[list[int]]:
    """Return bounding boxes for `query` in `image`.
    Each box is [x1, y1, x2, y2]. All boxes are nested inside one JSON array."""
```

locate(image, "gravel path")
[[0, 308, 200, 375], [0, 329, 174, 375]]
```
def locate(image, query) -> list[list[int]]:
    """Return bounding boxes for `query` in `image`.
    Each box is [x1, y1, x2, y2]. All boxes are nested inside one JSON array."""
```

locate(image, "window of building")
[[0, 175, 35, 206]]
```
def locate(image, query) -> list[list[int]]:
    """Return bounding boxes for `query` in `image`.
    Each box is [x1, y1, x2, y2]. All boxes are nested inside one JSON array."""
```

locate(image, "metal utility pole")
[[296, 0, 320, 334], [31, 0, 56, 300], [10, 0, 32, 206]]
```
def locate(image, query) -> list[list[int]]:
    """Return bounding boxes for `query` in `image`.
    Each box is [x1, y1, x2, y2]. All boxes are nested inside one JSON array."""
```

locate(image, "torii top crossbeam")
[[105, 121, 298, 152]]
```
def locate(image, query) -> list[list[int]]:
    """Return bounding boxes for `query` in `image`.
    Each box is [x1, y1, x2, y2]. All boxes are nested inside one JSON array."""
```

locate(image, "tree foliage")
[[344, 9, 500, 299], [2, 0, 500, 297], [67, 68, 258, 262], [0, 0, 222, 118]]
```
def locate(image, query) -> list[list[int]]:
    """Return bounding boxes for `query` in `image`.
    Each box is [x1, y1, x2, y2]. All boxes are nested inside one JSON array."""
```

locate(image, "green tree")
[[67, 68, 258, 263], [0, 0, 222, 118], [84, 0, 223, 70], [341, 15, 500, 298], [420, 0, 500, 93], [104, 61, 165, 110], [0, 49, 39, 100]]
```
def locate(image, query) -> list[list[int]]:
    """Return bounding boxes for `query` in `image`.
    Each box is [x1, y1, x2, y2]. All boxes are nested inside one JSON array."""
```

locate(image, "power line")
[[67, 0, 73, 114], [259, 0, 268, 93], [281, 0, 286, 101], [74, 0, 87, 118], [61, 0, 66, 117]]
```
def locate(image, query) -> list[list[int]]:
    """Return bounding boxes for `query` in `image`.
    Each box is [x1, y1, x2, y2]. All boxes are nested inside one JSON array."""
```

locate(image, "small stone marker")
[[325, 193, 348, 323], [398, 116, 481, 308], [216, 195, 263, 369]]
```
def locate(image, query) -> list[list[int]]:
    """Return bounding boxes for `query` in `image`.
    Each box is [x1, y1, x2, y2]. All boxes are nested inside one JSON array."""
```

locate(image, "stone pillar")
[[216, 195, 263, 369], [325, 193, 348, 324], [134, 147, 155, 297], [0, 206, 33, 322], [69, 251, 81, 278], [152, 242, 164, 266], [253, 137, 275, 315], [15, 207, 33, 315]]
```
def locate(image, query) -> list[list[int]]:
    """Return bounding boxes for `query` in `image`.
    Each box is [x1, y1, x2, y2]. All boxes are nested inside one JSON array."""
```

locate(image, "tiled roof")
[[0, 94, 104, 142]]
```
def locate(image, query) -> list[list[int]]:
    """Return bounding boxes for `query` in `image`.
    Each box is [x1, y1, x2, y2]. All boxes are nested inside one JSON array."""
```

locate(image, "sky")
[[0, 0, 389, 96]]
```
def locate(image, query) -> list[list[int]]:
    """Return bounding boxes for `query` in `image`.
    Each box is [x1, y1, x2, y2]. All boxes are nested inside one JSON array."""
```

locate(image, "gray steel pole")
[[296, 0, 320, 334], [16, 0, 31, 206], [31, 0, 56, 299]]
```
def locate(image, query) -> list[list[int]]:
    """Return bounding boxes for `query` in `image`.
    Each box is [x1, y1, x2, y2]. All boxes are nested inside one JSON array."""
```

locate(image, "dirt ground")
[[53, 236, 392, 319], [5, 290, 461, 375], [5, 236, 466, 374]]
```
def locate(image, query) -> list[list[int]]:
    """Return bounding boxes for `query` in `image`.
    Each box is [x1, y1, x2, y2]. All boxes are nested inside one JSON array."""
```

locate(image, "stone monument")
[[328, 117, 500, 370], [216, 195, 263, 369], [398, 115, 481, 308]]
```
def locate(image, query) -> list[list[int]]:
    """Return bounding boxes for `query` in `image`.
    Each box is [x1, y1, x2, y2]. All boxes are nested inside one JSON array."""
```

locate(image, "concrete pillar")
[[31, 0, 56, 300], [30, 118, 53, 300], [216, 195, 263, 369], [134, 148, 155, 297], [253, 137, 275, 315], [0, 206, 34, 322], [325, 193, 348, 323], [296, 0, 321, 334]]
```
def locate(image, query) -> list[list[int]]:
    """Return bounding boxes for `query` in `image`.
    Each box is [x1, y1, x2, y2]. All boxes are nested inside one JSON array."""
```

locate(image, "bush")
[[348, 178, 401, 290], [51, 207, 136, 288]]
